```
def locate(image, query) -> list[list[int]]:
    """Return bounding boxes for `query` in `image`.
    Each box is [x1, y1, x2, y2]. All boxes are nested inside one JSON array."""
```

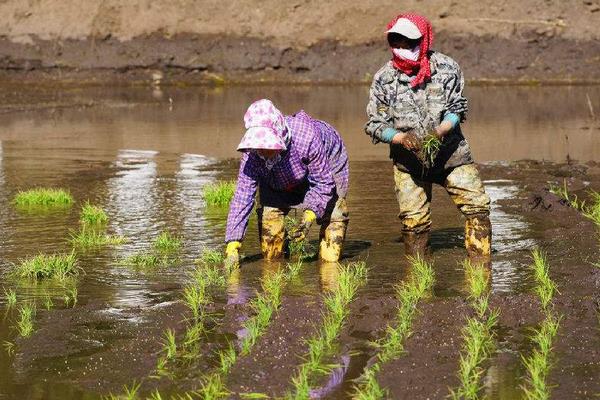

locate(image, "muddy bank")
[[1, 0, 599, 84], [2, 32, 600, 85]]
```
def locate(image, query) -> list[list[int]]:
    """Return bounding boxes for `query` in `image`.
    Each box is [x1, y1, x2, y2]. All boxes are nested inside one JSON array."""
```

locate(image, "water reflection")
[[106, 149, 160, 308], [486, 180, 537, 292]]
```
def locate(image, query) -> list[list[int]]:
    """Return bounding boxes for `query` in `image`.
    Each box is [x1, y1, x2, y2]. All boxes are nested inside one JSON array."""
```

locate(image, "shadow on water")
[[0, 85, 597, 398]]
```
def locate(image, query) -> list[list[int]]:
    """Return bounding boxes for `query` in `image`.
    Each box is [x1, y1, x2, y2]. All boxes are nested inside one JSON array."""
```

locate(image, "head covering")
[[386, 17, 422, 39], [237, 99, 291, 152], [386, 13, 434, 88]]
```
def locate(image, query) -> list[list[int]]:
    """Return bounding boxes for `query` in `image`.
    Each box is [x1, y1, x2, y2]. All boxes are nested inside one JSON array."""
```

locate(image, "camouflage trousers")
[[394, 163, 492, 258], [257, 197, 349, 262]]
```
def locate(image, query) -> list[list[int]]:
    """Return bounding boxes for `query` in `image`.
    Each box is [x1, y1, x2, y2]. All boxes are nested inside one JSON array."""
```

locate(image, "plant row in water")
[[352, 256, 435, 399], [449, 261, 499, 400], [521, 249, 561, 400]]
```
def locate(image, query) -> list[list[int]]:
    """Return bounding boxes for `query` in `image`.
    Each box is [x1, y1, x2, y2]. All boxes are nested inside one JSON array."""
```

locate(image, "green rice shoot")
[[70, 229, 127, 249], [153, 231, 182, 255], [13, 251, 80, 281], [3, 288, 17, 308], [420, 134, 442, 166], [195, 248, 225, 266], [290, 262, 367, 399], [13, 188, 73, 208], [79, 202, 109, 226], [202, 180, 236, 207], [17, 303, 36, 337], [450, 260, 498, 400], [353, 256, 435, 399]]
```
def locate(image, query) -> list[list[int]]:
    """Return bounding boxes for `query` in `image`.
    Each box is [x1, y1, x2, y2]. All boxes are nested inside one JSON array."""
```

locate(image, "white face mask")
[[393, 45, 420, 62]]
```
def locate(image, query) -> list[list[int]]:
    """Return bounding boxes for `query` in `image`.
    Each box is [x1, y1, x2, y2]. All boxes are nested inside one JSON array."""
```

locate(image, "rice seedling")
[[521, 314, 561, 400], [530, 249, 557, 310], [3, 288, 17, 308], [582, 190, 600, 227], [13, 188, 73, 209], [120, 253, 161, 269], [196, 248, 225, 266], [420, 133, 442, 166], [60, 286, 77, 308], [161, 329, 177, 359], [183, 285, 209, 322], [13, 251, 80, 281], [289, 262, 368, 399], [17, 303, 36, 337], [521, 248, 561, 400], [194, 263, 302, 400], [352, 256, 435, 399], [449, 260, 498, 400], [153, 231, 182, 255], [43, 294, 54, 311], [240, 269, 286, 355], [3, 341, 15, 356], [202, 180, 236, 207], [548, 180, 582, 209], [70, 229, 127, 249], [105, 381, 141, 400], [79, 201, 109, 226]]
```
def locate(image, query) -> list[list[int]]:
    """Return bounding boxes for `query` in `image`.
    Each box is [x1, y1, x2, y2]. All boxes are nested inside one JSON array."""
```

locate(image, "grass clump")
[[202, 180, 236, 207], [290, 262, 368, 399], [17, 303, 36, 337], [3, 288, 17, 308], [153, 231, 182, 255], [121, 253, 162, 269], [196, 248, 225, 266], [450, 260, 498, 400], [13, 251, 79, 281], [13, 188, 73, 209], [70, 229, 127, 249], [353, 256, 435, 399], [80, 202, 108, 227]]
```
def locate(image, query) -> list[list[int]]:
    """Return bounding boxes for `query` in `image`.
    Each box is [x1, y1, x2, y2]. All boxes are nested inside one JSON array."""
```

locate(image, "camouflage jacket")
[[365, 51, 474, 176]]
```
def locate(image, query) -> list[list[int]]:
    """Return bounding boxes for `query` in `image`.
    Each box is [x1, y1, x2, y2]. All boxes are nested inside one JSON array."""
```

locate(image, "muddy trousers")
[[257, 198, 349, 262], [393, 164, 492, 263]]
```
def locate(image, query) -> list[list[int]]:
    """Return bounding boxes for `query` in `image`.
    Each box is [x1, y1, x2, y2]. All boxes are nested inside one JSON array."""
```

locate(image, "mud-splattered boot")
[[465, 213, 492, 268], [258, 207, 286, 260], [402, 231, 430, 258], [319, 221, 347, 262]]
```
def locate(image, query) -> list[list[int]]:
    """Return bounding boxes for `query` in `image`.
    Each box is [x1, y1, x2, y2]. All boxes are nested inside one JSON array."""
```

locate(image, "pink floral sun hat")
[[237, 99, 289, 151]]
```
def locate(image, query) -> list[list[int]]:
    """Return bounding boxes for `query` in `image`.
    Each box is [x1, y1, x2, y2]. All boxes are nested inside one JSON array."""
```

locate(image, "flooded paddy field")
[[0, 85, 599, 399]]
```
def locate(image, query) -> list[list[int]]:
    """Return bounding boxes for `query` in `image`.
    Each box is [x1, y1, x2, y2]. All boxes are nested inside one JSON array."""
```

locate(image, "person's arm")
[[365, 74, 420, 151], [301, 134, 336, 220], [224, 153, 259, 243], [437, 62, 469, 138]]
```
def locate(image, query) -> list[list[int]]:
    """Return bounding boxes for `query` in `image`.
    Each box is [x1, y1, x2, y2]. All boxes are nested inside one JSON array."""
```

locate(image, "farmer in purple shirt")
[[224, 99, 349, 266]]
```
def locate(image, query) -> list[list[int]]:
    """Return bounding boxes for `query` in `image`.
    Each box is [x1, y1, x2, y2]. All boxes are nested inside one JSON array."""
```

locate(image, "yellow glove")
[[290, 210, 317, 242], [225, 241, 241, 268]]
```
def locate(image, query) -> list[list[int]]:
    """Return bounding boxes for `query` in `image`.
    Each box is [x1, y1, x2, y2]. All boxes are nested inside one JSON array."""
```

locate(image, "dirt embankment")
[[0, 0, 599, 84]]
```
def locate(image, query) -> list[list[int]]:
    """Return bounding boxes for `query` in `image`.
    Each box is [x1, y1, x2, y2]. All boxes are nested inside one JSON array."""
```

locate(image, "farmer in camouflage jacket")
[[365, 13, 492, 266]]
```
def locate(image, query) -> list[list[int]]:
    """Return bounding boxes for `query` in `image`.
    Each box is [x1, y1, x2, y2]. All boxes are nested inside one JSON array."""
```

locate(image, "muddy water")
[[0, 85, 598, 399]]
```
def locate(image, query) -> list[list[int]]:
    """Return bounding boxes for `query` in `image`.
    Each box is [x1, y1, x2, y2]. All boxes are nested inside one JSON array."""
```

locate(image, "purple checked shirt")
[[225, 111, 349, 243]]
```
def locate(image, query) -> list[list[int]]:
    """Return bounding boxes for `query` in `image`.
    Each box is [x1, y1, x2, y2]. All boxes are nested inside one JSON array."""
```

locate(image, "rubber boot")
[[465, 213, 492, 268], [402, 231, 430, 258], [319, 221, 347, 262], [258, 208, 285, 260]]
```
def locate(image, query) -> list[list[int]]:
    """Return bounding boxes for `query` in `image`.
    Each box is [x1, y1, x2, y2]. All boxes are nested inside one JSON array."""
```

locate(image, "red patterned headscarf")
[[386, 13, 434, 88]]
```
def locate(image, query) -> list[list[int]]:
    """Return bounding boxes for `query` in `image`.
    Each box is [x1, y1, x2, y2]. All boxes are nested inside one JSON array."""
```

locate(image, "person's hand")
[[290, 210, 317, 242], [391, 131, 420, 151], [435, 120, 453, 139], [224, 241, 241, 269]]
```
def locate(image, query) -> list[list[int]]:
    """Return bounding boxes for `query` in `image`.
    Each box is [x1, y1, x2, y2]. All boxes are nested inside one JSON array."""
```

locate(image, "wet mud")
[[0, 86, 599, 399]]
